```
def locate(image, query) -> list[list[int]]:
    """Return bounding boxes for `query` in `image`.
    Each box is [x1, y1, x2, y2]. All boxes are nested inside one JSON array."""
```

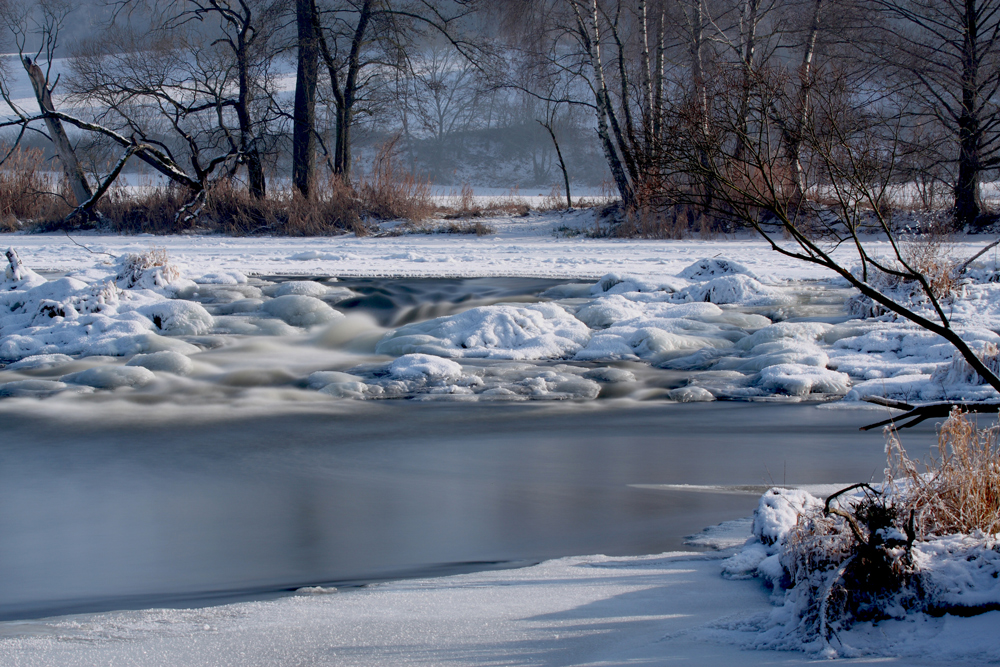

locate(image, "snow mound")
[[753, 363, 851, 396], [267, 281, 332, 298], [114, 250, 182, 290], [679, 257, 758, 281], [193, 271, 248, 285], [722, 488, 823, 585], [261, 295, 343, 327], [61, 366, 156, 389], [126, 351, 194, 375], [667, 386, 715, 402], [389, 354, 463, 380], [672, 275, 789, 306], [376, 303, 590, 360], [589, 273, 684, 295], [725, 487, 1000, 658], [6, 354, 75, 371], [138, 301, 214, 336], [1, 248, 46, 291], [0, 379, 69, 397]]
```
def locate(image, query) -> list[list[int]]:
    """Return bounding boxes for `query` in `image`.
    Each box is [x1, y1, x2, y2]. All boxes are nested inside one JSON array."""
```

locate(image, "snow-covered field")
[[2, 212, 1000, 664]]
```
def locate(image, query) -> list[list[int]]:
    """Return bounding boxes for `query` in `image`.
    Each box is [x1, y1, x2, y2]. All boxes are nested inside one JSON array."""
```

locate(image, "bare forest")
[[1, 0, 1000, 237]]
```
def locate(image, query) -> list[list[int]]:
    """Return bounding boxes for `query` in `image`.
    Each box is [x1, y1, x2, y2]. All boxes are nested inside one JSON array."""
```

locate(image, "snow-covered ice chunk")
[[261, 295, 343, 327], [736, 322, 831, 351], [581, 367, 636, 383], [678, 256, 758, 281], [6, 354, 75, 371], [389, 354, 464, 380], [672, 275, 789, 306], [307, 371, 364, 389], [589, 273, 685, 296], [266, 281, 332, 298], [138, 301, 214, 336], [376, 303, 590, 360], [667, 386, 715, 402], [126, 351, 194, 375], [319, 381, 371, 399], [61, 365, 156, 389], [194, 270, 248, 285], [753, 363, 850, 396], [0, 379, 68, 397]]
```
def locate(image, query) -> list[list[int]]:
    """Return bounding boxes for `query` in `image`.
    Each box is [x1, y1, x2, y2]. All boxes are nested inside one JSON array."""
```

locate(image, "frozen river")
[[0, 275, 928, 622]]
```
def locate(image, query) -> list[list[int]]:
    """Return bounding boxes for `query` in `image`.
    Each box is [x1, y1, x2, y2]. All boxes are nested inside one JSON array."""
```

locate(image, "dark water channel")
[[0, 401, 927, 622], [0, 276, 934, 622]]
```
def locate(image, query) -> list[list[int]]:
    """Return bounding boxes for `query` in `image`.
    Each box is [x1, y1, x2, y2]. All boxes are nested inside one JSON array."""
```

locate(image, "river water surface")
[[0, 277, 932, 621]]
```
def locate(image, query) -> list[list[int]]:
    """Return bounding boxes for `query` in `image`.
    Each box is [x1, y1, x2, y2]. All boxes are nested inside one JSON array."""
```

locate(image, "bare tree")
[[662, 62, 1000, 406], [1, 0, 94, 208], [872, 0, 1000, 227], [309, 0, 482, 183]]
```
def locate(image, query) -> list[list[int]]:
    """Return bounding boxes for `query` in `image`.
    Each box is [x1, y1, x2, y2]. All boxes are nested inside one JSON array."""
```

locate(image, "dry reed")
[[887, 408, 1000, 536]]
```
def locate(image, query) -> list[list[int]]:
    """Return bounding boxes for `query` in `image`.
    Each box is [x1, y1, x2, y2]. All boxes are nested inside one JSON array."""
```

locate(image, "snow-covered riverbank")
[[2, 546, 996, 666]]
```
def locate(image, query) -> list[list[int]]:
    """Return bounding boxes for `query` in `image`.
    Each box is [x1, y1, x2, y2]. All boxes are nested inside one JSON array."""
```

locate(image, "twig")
[[63, 231, 116, 258]]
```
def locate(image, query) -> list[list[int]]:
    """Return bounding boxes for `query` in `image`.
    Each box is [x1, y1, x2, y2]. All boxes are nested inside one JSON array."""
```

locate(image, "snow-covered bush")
[[727, 411, 1000, 656], [115, 247, 181, 289]]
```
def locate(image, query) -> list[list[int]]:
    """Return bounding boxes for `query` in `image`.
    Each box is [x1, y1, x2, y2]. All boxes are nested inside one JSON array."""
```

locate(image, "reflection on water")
[[0, 398, 928, 621]]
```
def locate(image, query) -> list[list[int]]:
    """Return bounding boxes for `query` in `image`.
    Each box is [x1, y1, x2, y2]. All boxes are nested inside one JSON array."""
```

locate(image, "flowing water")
[[0, 277, 931, 621]]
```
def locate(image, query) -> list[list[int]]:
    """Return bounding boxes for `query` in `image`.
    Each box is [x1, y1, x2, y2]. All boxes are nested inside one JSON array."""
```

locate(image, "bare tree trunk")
[[293, 0, 320, 198], [639, 0, 654, 139], [324, 0, 373, 183], [955, 0, 983, 226], [652, 10, 665, 140], [735, 0, 760, 161], [685, 0, 715, 221], [236, 37, 266, 200], [539, 119, 572, 207], [786, 0, 824, 205], [570, 0, 635, 209], [22, 57, 93, 208]]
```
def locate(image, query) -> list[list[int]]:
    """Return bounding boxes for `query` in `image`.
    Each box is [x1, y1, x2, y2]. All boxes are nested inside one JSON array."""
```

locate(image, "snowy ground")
[[0, 211, 899, 280], [2, 546, 995, 666], [2, 213, 1000, 664]]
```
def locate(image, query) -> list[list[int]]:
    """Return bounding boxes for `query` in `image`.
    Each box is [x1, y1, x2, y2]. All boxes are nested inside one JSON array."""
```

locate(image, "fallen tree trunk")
[[860, 397, 1000, 431]]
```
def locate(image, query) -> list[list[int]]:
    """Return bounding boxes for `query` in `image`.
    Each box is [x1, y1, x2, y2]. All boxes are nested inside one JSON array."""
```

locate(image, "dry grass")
[[0, 148, 68, 226], [356, 138, 434, 222], [887, 409, 1000, 536], [15, 164, 432, 237]]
